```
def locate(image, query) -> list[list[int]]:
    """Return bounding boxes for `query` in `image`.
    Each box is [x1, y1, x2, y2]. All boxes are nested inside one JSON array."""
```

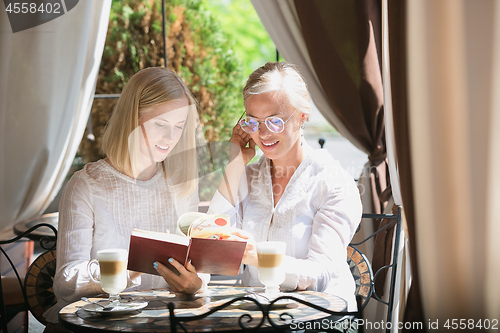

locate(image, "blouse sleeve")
[[281, 175, 362, 291], [54, 173, 140, 305], [53, 173, 103, 304]]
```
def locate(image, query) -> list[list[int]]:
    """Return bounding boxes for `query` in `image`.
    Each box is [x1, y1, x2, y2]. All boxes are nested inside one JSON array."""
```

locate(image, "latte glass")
[[256, 241, 286, 297], [87, 249, 128, 304]]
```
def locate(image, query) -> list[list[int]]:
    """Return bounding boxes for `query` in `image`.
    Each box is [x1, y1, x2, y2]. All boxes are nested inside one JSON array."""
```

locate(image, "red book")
[[127, 228, 247, 276]]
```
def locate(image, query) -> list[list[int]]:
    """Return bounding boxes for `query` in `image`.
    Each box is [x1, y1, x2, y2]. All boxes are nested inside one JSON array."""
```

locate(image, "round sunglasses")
[[238, 109, 297, 134]]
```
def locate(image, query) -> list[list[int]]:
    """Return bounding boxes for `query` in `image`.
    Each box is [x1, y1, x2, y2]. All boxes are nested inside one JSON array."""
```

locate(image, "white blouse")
[[44, 159, 206, 323], [209, 148, 362, 311]]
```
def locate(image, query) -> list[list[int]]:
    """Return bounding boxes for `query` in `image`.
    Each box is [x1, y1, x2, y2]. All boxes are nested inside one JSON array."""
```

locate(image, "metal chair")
[[0, 223, 57, 333], [347, 245, 374, 311], [347, 207, 402, 333], [24, 249, 57, 326]]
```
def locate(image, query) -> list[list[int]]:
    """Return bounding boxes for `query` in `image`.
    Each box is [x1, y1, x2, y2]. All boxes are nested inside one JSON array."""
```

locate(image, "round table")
[[13, 212, 58, 241], [59, 286, 349, 332]]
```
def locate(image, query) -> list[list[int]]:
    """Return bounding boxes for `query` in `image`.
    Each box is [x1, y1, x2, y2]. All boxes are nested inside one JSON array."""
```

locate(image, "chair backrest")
[[346, 245, 373, 310], [0, 222, 57, 333], [24, 250, 57, 326], [347, 208, 402, 333]]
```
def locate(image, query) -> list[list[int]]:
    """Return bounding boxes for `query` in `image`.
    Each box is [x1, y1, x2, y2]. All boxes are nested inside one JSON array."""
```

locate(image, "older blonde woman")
[[209, 62, 362, 312], [44, 68, 207, 331]]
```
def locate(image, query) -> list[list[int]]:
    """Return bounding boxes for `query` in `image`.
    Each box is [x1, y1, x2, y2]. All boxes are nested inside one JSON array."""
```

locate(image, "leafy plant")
[[79, 0, 245, 163], [204, 0, 276, 78], [76, 0, 248, 200]]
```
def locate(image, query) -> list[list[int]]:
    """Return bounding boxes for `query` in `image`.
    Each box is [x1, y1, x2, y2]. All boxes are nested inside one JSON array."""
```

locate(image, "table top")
[[13, 212, 58, 241], [59, 286, 347, 332]]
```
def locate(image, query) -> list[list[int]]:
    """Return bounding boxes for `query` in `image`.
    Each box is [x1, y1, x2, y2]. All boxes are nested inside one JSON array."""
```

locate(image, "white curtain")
[[0, 0, 111, 232], [407, 0, 500, 322]]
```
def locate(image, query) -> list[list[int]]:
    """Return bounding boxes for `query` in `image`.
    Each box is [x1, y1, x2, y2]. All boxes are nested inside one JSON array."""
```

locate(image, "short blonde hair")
[[102, 67, 198, 197], [243, 62, 311, 114]]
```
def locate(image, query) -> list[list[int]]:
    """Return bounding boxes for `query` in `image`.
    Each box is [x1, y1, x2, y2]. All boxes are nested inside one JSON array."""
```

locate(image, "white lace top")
[[209, 149, 362, 311], [44, 159, 204, 322]]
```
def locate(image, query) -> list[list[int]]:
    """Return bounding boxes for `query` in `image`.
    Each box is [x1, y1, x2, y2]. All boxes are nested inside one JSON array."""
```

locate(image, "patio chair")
[[347, 245, 373, 311], [346, 207, 403, 333], [0, 275, 26, 332], [0, 223, 57, 333], [24, 249, 57, 326]]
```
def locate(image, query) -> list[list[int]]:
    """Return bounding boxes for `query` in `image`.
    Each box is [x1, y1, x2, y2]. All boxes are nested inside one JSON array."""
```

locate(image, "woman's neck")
[[136, 163, 158, 181], [105, 157, 158, 181], [270, 141, 311, 179]]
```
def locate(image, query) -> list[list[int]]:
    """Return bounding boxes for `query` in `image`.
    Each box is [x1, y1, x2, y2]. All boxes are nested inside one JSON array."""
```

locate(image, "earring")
[[300, 122, 305, 146]]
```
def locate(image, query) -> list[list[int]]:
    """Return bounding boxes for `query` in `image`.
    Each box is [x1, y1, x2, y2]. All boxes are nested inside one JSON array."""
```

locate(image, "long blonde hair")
[[102, 67, 198, 197], [243, 62, 311, 114]]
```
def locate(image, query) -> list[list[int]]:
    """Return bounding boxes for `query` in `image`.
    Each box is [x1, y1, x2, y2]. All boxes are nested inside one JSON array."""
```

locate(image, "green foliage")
[[83, 0, 246, 157], [105, 0, 244, 141], [79, 0, 252, 200], [204, 0, 275, 78]]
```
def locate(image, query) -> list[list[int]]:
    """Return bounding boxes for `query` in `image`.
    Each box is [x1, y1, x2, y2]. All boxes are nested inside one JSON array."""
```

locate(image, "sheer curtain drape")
[[403, 0, 500, 323], [0, 1, 111, 232]]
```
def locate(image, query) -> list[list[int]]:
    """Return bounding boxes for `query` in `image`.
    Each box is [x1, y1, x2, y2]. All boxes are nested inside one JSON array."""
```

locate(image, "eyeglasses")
[[238, 109, 297, 134]]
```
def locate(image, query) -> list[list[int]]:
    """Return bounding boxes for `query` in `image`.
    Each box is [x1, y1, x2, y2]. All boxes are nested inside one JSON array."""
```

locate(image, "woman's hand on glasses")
[[229, 124, 256, 165]]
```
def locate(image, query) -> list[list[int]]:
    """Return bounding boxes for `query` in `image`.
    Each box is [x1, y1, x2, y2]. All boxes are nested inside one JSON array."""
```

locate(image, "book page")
[[177, 212, 206, 236], [187, 214, 231, 239], [131, 229, 190, 246]]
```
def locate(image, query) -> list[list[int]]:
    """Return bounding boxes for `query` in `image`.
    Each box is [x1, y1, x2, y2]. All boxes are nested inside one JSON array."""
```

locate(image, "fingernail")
[[153, 262, 158, 269], [168, 258, 173, 263]]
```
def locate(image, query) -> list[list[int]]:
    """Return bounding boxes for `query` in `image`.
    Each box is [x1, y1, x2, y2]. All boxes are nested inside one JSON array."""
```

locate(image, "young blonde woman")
[[209, 62, 362, 312], [44, 68, 207, 331]]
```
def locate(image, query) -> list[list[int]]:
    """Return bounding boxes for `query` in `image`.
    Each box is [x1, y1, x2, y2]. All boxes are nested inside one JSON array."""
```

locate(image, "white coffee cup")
[[256, 241, 286, 296], [87, 249, 128, 300]]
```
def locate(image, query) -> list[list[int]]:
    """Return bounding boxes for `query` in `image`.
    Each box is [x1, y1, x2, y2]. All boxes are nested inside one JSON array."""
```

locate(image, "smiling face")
[[244, 92, 307, 162], [138, 98, 190, 164]]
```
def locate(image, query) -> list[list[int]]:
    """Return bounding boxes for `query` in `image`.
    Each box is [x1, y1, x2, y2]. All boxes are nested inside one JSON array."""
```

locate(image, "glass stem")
[[108, 294, 120, 305]]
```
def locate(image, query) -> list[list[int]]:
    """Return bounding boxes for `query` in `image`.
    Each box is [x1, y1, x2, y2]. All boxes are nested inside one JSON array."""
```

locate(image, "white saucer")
[[82, 300, 148, 316]]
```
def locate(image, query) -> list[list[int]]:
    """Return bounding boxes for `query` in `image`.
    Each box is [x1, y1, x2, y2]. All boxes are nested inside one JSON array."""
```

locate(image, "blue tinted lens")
[[240, 117, 259, 132], [266, 117, 284, 132]]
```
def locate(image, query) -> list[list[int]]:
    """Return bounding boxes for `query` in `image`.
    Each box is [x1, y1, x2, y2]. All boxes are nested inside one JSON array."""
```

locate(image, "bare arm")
[[218, 124, 255, 205]]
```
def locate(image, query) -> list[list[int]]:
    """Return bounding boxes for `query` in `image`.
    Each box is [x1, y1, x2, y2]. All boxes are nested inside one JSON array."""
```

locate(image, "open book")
[[127, 213, 246, 276]]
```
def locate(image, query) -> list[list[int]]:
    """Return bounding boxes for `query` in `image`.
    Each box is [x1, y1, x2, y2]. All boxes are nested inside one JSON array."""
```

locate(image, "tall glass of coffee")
[[87, 249, 128, 304], [256, 241, 286, 297]]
